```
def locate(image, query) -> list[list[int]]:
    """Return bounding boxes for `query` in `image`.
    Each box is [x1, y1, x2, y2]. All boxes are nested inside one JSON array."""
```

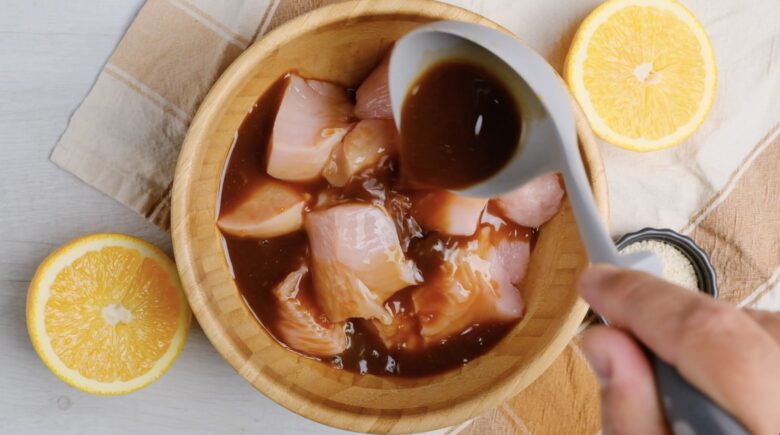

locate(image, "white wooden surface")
[[0, 1, 351, 434]]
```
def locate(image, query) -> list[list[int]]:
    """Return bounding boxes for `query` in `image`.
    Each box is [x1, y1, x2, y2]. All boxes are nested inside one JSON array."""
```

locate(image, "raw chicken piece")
[[385, 191, 423, 251], [323, 119, 397, 187], [411, 190, 488, 236], [369, 311, 423, 352], [367, 292, 423, 352], [305, 203, 420, 323], [272, 265, 348, 357], [494, 172, 564, 228], [355, 54, 392, 119], [314, 188, 343, 209], [267, 74, 354, 181], [412, 229, 525, 344], [218, 180, 308, 238], [491, 237, 530, 285]]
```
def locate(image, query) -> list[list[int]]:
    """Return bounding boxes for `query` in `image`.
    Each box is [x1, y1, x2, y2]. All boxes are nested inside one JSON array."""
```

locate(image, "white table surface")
[[0, 1, 354, 433]]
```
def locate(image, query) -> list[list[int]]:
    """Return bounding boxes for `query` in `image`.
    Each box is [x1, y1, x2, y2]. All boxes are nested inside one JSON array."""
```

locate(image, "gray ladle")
[[388, 21, 747, 435]]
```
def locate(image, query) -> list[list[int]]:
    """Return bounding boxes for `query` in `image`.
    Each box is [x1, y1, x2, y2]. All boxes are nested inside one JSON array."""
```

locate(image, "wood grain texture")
[[171, 1, 608, 433]]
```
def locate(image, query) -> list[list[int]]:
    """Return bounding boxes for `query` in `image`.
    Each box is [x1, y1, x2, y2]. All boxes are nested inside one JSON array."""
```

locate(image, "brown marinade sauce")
[[219, 71, 531, 377], [400, 60, 521, 189]]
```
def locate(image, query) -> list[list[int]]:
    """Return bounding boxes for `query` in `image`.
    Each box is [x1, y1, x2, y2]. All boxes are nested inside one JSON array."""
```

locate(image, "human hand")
[[577, 265, 780, 435]]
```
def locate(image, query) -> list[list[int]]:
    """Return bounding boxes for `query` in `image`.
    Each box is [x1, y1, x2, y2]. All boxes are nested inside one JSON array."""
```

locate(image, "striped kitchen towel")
[[51, 0, 780, 433]]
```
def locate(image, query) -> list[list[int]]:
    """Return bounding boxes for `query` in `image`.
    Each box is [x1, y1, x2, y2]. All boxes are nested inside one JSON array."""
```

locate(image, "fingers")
[[745, 309, 780, 345], [582, 326, 669, 435], [578, 265, 780, 434]]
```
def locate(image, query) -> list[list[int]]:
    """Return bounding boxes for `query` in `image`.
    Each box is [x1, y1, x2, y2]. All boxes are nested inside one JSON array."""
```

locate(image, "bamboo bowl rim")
[[171, 1, 609, 432]]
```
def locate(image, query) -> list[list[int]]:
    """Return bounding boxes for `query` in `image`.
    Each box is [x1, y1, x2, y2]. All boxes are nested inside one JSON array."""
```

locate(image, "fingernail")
[[582, 342, 612, 386], [578, 264, 619, 300]]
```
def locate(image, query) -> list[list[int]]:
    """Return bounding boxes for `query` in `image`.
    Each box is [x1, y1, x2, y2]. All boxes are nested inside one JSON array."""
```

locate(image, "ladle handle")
[[557, 155, 629, 267], [562, 132, 748, 435], [559, 141, 747, 435], [649, 352, 748, 435]]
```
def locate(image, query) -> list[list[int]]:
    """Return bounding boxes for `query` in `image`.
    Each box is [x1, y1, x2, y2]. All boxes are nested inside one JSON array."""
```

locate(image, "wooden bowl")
[[171, 1, 608, 433]]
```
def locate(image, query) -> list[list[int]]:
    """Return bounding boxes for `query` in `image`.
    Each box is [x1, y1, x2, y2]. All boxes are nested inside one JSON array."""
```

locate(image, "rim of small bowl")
[[615, 228, 719, 298]]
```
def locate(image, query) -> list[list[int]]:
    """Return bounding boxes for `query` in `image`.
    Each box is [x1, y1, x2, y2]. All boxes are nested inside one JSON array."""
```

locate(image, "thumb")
[[582, 326, 669, 435]]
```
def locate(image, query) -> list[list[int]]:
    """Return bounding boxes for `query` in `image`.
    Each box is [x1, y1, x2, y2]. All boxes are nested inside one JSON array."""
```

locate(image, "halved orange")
[[27, 233, 191, 395], [565, 0, 717, 151]]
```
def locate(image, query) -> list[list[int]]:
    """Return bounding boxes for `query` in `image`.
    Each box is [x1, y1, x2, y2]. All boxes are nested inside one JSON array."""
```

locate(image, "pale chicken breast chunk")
[[495, 172, 564, 228], [369, 312, 423, 352], [266, 74, 354, 181], [305, 203, 420, 324], [354, 53, 392, 120], [217, 181, 308, 238], [411, 190, 488, 237], [412, 229, 526, 345], [367, 294, 423, 352], [323, 119, 397, 187], [491, 237, 530, 285], [272, 265, 348, 357]]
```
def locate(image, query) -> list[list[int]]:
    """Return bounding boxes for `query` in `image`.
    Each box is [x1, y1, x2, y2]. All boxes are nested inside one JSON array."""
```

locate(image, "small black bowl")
[[615, 228, 718, 299]]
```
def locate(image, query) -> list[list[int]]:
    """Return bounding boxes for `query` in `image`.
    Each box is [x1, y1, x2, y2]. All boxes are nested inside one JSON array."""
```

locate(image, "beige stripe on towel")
[[52, 0, 274, 229]]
